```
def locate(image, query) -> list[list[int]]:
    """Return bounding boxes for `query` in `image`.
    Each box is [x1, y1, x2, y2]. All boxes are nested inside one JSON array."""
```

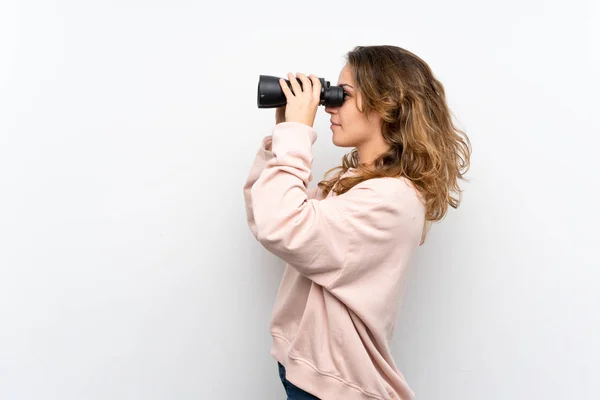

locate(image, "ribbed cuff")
[[271, 122, 318, 155]]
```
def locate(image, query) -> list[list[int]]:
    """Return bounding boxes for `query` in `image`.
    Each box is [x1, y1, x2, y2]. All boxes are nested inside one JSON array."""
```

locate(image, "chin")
[[331, 127, 352, 147], [332, 135, 353, 148]]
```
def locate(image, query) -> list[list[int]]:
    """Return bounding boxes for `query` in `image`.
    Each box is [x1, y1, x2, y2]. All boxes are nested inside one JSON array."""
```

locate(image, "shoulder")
[[325, 177, 424, 242], [351, 176, 422, 201], [334, 176, 425, 216]]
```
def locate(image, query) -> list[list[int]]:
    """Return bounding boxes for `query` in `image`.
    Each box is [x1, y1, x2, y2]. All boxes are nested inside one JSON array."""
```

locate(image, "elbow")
[[255, 217, 298, 253], [255, 221, 282, 247], [253, 202, 310, 252]]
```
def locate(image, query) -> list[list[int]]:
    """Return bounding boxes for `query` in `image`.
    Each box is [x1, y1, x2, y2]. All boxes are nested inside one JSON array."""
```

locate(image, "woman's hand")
[[278, 72, 321, 128], [275, 105, 286, 125]]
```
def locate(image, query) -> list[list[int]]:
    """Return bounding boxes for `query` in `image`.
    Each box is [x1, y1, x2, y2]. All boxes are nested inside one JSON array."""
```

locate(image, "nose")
[[324, 105, 338, 115]]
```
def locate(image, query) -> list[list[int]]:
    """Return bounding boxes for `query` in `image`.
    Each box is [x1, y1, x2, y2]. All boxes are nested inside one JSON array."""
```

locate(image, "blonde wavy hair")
[[317, 45, 472, 245]]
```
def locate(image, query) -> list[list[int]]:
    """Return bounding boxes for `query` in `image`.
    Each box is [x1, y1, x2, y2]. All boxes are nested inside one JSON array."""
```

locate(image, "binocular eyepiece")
[[257, 75, 345, 108]]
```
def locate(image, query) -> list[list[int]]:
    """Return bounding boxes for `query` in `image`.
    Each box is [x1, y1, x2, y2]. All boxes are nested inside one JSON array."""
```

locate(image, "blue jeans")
[[278, 362, 321, 399]]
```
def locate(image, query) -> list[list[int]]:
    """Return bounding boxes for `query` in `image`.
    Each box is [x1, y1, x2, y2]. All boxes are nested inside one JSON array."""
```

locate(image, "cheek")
[[338, 107, 351, 125], [341, 112, 359, 131]]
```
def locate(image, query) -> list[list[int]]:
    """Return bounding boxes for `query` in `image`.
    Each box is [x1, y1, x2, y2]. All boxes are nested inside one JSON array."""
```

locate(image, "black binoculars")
[[257, 75, 346, 108]]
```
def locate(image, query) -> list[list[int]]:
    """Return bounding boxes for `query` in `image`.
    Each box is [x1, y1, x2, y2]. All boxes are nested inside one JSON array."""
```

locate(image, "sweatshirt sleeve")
[[248, 122, 422, 289], [243, 130, 319, 240]]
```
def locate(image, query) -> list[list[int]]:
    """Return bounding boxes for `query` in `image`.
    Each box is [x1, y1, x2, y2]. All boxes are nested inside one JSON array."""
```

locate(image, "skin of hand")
[[275, 105, 286, 124], [278, 72, 322, 127]]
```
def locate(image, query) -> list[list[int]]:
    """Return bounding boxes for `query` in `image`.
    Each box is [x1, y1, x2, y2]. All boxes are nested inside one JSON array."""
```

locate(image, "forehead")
[[337, 64, 354, 85]]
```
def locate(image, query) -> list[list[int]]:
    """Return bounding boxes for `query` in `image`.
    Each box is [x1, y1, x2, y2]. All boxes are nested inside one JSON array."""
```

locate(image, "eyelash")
[[343, 91, 350, 100]]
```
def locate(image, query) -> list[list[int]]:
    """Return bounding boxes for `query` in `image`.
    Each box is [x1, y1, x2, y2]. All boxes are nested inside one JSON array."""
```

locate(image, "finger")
[[288, 72, 301, 96], [279, 78, 292, 100], [308, 74, 321, 103], [296, 73, 311, 98]]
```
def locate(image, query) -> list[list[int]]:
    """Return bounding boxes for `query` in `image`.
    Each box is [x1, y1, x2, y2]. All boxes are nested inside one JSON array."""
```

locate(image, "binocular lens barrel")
[[257, 75, 345, 108]]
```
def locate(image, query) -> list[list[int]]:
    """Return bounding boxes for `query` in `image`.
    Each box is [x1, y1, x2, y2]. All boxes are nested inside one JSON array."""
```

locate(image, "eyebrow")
[[339, 84, 354, 89]]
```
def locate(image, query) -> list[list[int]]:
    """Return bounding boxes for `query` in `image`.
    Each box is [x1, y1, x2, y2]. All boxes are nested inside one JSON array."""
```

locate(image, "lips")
[[330, 120, 341, 126]]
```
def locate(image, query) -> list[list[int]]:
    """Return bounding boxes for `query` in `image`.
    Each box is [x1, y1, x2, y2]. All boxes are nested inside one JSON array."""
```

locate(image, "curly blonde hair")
[[317, 45, 472, 245]]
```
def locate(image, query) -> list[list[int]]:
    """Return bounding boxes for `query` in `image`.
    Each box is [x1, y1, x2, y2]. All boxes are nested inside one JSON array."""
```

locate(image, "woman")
[[243, 45, 471, 400]]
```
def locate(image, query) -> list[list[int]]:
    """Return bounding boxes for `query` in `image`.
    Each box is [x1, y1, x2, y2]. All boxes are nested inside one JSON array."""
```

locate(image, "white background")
[[1, 0, 599, 399]]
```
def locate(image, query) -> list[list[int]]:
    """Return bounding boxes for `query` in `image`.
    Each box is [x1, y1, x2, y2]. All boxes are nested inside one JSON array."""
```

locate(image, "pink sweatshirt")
[[243, 122, 426, 400]]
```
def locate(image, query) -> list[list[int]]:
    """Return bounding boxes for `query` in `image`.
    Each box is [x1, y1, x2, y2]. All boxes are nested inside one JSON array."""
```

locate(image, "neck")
[[357, 138, 389, 167]]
